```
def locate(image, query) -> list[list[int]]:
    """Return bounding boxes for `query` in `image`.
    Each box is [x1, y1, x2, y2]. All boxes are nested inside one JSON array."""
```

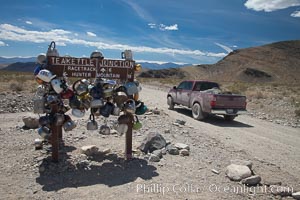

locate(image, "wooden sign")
[[47, 56, 135, 81]]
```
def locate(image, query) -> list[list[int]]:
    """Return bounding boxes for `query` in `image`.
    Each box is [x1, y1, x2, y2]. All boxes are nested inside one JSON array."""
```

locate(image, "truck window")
[[177, 81, 193, 90], [194, 82, 219, 91]]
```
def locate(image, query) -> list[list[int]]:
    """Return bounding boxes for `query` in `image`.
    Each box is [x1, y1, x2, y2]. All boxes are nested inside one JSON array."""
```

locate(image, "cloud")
[[159, 24, 178, 31], [148, 23, 156, 29], [123, 0, 154, 22], [149, 23, 179, 31], [86, 31, 97, 37], [215, 42, 233, 53], [244, 0, 300, 12], [291, 10, 300, 17], [0, 41, 6, 46], [25, 21, 33, 25], [0, 23, 226, 58]]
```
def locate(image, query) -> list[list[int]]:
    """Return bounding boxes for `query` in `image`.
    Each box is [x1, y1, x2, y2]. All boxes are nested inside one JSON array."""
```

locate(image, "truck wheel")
[[167, 96, 175, 110], [224, 115, 236, 121], [192, 103, 206, 120]]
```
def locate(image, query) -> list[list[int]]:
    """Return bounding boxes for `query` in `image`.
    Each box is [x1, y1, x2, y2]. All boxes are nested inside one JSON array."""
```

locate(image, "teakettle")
[[87, 114, 98, 130]]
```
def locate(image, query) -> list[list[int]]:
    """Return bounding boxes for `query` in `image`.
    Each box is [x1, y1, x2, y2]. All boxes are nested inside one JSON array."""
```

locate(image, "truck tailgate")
[[214, 94, 246, 108]]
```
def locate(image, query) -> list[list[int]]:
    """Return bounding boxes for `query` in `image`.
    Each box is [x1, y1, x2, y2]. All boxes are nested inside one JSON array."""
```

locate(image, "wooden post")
[[50, 104, 59, 162], [125, 114, 133, 160]]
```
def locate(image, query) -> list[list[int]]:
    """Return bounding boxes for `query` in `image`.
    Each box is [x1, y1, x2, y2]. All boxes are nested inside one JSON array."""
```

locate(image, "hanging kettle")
[[133, 115, 142, 130], [63, 115, 77, 132], [87, 114, 98, 130], [124, 99, 136, 114], [46, 41, 59, 57], [38, 126, 51, 140], [135, 101, 148, 115], [73, 79, 89, 96], [39, 114, 51, 126], [100, 102, 114, 118]]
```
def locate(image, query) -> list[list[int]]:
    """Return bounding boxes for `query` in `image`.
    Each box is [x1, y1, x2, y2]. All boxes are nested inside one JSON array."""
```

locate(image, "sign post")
[[47, 56, 136, 161]]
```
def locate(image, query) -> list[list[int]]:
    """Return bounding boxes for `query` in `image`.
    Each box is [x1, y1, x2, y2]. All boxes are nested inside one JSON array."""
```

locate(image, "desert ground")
[[0, 84, 299, 200]]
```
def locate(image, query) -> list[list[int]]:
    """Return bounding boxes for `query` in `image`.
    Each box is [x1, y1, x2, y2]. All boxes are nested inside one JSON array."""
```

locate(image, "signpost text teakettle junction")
[[47, 56, 135, 81]]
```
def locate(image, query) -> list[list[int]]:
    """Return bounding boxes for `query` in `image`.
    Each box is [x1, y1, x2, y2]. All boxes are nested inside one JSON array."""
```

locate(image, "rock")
[[80, 145, 99, 156], [211, 169, 220, 174], [138, 132, 166, 153], [225, 164, 252, 181], [241, 175, 261, 186], [22, 117, 39, 129], [292, 191, 300, 200], [230, 159, 253, 170], [110, 129, 118, 135], [149, 154, 160, 162], [164, 129, 171, 133], [161, 148, 167, 155], [152, 149, 163, 158], [263, 180, 282, 186], [153, 109, 160, 115], [175, 119, 186, 125], [174, 143, 190, 150], [270, 185, 293, 197], [100, 148, 111, 155], [179, 149, 189, 156], [167, 144, 179, 155]]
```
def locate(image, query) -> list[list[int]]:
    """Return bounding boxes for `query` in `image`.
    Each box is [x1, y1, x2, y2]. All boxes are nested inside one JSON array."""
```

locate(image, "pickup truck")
[[167, 80, 247, 121]]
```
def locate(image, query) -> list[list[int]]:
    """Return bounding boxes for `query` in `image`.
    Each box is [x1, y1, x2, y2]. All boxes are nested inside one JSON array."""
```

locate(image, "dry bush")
[[10, 82, 24, 92], [225, 82, 250, 95]]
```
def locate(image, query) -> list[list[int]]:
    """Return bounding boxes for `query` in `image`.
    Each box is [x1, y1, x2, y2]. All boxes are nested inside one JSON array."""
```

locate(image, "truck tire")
[[224, 115, 236, 121], [167, 96, 175, 110], [192, 103, 206, 120]]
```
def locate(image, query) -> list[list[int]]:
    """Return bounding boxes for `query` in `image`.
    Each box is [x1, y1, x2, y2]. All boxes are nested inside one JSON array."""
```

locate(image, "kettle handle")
[[134, 115, 139, 122], [72, 79, 82, 94], [89, 114, 95, 121], [48, 41, 56, 51]]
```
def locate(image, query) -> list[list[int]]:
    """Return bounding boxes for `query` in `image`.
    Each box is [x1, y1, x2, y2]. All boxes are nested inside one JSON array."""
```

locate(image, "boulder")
[[22, 116, 39, 129], [166, 144, 179, 155], [138, 132, 166, 153], [149, 154, 160, 162], [225, 164, 252, 181], [241, 175, 261, 186], [174, 143, 190, 150], [80, 145, 99, 156], [230, 159, 253, 170]]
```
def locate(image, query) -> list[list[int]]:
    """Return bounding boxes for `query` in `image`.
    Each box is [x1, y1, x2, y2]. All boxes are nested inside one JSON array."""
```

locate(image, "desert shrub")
[[10, 82, 24, 92], [227, 82, 249, 94]]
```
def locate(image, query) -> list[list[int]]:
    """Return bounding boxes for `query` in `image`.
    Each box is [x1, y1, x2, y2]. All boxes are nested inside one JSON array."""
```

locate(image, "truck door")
[[178, 81, 193, 106]]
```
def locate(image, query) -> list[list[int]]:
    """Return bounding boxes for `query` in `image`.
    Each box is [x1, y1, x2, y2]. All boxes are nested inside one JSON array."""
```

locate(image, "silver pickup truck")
[[167, 80, 247, 121]]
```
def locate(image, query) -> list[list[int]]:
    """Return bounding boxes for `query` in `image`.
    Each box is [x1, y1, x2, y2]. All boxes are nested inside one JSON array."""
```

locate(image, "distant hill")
[[3, 62, 36, 72], [0, 56, 35, 64], [140, 40, 300, 84]]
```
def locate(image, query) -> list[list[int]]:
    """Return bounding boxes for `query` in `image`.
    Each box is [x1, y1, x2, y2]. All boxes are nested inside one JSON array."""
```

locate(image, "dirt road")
[[141, 85, 300, 180]]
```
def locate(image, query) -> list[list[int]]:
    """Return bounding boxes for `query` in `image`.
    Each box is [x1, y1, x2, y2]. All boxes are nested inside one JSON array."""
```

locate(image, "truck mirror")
[[173, 86, 177, 90]]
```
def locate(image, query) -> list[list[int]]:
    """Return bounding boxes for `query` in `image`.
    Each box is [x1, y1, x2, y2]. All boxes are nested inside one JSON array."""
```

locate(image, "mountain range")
[[0, 56, 189, 71], [1, 40, 299, 84]]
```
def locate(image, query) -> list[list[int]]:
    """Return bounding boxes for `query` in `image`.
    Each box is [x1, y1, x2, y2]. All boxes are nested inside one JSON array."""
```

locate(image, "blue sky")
[[0, 0, 299, 64]]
